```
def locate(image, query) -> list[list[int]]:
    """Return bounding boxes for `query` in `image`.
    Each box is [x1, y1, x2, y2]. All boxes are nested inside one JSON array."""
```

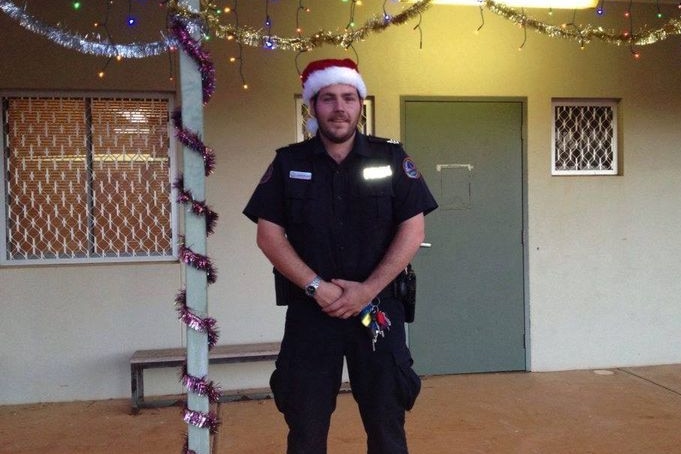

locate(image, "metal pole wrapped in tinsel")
[[173, 1, 218, 453]]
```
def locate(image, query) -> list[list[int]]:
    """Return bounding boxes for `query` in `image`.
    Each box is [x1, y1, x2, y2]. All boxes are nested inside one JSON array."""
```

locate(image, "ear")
[[308, 99, 317, 119]]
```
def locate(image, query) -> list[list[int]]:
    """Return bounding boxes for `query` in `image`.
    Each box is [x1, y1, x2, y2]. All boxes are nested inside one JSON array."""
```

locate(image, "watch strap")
[[305, 275, 321, 297]]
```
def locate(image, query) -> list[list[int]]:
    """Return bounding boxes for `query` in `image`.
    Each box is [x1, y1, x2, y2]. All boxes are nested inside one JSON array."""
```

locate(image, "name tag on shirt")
[[289, 170, 312, 180]]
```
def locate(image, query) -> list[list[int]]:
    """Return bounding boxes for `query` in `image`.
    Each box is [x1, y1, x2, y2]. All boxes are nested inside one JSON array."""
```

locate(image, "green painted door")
[[403, 99, 526, 375]]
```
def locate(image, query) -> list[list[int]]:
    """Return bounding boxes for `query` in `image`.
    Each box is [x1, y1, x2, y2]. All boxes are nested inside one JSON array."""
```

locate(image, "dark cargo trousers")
[[270, 296, 421, 454]]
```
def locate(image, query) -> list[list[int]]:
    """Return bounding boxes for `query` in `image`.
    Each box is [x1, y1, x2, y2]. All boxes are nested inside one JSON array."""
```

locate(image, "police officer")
[[243, 59, 437, 454]]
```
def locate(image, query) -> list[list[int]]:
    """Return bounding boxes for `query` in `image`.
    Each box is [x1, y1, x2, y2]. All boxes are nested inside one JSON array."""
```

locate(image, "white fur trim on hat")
[[302, 66, 367, 105]]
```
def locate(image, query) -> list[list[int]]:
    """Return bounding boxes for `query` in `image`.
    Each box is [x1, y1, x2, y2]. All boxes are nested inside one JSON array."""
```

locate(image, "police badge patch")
[[259, 163, 274, 184], [402, 157, 420, 179]]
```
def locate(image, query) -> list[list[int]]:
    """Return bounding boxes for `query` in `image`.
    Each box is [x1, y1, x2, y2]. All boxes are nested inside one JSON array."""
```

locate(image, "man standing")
[[243, 59, 437, 454]]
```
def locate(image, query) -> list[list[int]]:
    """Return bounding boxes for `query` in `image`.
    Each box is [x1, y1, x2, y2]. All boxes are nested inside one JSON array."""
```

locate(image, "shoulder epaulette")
[[366, 135, 402, 146], [278, 140, 312, 154]]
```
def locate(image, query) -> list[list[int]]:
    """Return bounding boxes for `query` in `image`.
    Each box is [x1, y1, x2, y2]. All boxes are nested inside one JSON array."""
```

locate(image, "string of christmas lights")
[[3, 0, 681, 62], [171, 0, 434, 51]]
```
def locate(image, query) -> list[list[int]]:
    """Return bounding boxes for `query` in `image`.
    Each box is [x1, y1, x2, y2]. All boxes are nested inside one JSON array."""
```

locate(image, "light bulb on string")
[[596, 0, 605, 16], [630, 43, 640, 58], [97, 56, 112, 79], [126, 0, 137, 27]]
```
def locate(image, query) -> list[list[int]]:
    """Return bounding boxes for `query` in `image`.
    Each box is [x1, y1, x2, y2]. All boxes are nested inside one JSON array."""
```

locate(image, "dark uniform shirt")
[[243, 132, 437, 293]]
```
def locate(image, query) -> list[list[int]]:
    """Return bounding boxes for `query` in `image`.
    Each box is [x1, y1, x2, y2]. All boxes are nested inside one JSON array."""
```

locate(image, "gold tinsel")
[[482, 0, 681, 47], [168, 0, 433, 52], [168, 0, 681, 51]]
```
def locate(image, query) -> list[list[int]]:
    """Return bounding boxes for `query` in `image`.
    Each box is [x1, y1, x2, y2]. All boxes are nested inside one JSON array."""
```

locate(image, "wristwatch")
[[305, 275, 322, 297]]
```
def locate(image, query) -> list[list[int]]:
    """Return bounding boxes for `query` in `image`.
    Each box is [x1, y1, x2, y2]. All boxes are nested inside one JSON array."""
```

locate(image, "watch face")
[[306, 286, 316, 296]]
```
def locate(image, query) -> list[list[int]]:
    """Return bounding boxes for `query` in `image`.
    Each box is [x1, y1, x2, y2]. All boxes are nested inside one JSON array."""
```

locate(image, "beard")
[[316, 114, 360, 144]]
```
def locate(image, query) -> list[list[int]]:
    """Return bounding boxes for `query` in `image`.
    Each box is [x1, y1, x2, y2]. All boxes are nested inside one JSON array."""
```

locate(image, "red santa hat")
[[301, 58, 367, 134]]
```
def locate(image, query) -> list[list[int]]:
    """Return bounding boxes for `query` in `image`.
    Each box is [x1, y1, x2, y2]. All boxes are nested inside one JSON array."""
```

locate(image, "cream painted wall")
[[2, 2, 681, 404]]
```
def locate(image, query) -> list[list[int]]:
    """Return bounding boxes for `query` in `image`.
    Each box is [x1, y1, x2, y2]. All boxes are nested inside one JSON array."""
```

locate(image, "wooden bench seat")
[[130, 342, 280, 412]]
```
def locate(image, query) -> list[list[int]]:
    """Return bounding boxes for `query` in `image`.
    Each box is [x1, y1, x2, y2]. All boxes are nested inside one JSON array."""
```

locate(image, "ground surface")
[[2, 365, 681, 453]]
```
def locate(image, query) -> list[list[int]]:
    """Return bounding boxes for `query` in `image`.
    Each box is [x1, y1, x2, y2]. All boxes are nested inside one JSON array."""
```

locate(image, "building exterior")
[[2, 2, 681, 405]]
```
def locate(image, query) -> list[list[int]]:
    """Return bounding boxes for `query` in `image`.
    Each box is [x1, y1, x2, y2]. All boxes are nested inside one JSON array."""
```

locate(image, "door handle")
[[420, 242, 432, 248]]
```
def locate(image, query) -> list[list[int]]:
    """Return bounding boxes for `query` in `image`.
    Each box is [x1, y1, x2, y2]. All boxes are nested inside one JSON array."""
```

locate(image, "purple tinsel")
[[175, 290, 220, 349], [181, 365, 223, 403], [174, 176, 219, 234], [179, 243, 217, 284], [171, 110, 216, 176], [183, 408, 221, 434], [170, 17, 216, 104]]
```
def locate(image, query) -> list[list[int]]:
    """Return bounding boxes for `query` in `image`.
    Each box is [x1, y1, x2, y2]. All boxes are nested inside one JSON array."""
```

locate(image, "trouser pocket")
[[269, 366, 289, 414], [394, 352, 421, 411]]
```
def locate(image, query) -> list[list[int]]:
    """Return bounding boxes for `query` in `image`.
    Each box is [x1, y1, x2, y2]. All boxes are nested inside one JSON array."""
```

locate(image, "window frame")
[[551, 98, 619, 176], [0, 90, 179, 266]]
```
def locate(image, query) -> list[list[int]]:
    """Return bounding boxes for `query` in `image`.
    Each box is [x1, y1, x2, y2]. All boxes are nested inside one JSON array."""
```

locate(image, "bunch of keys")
[[359, 299, 391, 351]]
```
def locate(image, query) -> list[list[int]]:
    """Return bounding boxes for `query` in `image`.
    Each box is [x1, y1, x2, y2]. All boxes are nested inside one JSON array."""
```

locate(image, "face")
[[310, 84, 362, 144]]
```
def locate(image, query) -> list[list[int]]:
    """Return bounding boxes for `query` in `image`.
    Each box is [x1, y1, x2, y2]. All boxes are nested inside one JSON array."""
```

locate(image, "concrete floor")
[[2, 364, 681, 453]]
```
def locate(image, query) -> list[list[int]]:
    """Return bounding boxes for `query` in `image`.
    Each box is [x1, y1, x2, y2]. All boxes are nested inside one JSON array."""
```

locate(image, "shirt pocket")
[[285, 179, 313, 225], [353, 179, 394, 224]]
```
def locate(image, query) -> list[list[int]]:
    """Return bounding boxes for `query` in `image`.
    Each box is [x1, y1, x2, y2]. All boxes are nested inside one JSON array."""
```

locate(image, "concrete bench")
[[130, 342, 280, 413]]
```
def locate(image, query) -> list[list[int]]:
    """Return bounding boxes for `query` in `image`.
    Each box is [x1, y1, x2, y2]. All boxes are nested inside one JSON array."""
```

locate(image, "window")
[[1, 93, 177, 264], [552, 99, 619, 175]]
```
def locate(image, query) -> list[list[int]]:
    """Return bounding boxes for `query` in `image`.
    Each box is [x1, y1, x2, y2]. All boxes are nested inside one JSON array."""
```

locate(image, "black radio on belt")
[[394, 264, 417, 323]]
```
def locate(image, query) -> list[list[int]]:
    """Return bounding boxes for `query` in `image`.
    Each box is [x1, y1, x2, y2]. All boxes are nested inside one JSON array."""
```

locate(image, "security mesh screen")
[[553, 102, 617, 175], [4, 96, 173, 261]]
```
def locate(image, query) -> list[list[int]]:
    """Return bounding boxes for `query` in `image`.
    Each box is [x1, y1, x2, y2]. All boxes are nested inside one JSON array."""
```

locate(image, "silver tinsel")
[[0, 0, 177, 58]]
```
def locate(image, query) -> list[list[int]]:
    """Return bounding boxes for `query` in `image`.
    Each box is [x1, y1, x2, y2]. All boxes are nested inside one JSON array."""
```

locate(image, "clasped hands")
[[314, 279, 374, 320]]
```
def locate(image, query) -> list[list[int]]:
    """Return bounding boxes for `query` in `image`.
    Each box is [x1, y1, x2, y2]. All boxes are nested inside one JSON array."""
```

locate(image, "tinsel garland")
[[0, 0, 176, 58], [171, 109, 216, 175], [3, 0, 681, 59], [175, 290, 220, 349], [183, 407, 221, 433], [170, 0, 434, 52], [170, 16, 216, 103], [179, 243, 218, 285], [181, 365, 223, 403], [169, 13, 223, 451], [482, 0, 681, 47], [174, 176, 219, 235]]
